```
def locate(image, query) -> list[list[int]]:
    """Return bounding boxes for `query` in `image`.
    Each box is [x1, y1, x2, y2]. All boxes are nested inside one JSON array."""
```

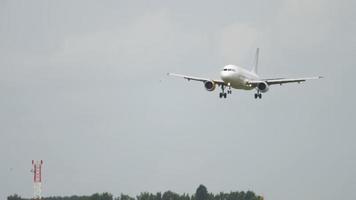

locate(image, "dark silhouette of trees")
[[8, 185, 263, 200], [7, 194, 22, 200], [195, 185, 208, 200], [116, 194, 135, 200]]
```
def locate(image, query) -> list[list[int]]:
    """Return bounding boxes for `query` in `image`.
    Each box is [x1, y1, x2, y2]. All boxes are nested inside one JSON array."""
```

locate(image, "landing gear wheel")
[[255, 93, 262, 99], [219, 92, 227, 98]]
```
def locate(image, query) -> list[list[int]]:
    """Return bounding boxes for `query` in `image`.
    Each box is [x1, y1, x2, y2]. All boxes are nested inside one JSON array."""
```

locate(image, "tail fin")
[[251, 48, 259, 74]]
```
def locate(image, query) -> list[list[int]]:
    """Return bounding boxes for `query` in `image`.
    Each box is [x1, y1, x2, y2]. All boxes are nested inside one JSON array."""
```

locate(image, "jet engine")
[[257, 82, 269, 93], [204, 81, 216, 91]]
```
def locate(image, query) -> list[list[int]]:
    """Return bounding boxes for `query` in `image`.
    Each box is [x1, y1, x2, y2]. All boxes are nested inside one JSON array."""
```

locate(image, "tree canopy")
[[195, 185, 208, 200], [8, 185, 263, 200]]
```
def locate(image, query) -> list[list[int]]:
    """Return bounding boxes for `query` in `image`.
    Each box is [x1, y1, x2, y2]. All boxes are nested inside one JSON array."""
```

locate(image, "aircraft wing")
[[167, 73, 226, 86], [247, 76, 323, 86]]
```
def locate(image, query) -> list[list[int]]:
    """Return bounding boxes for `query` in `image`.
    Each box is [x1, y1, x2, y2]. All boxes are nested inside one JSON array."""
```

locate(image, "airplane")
[[168, 48, 323, 99]]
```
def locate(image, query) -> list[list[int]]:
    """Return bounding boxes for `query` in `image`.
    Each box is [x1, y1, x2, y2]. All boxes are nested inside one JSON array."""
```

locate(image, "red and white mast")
[[32, 160, 43, 200]]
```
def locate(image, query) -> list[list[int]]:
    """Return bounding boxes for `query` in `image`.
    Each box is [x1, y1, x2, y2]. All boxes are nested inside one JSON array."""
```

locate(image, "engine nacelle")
[[204, 81, 216, 91], [257, 82, 269, 93]]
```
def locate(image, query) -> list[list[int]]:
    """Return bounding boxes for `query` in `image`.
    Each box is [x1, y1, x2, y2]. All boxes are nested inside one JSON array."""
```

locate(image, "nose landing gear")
[[227, 83, 232, 94]]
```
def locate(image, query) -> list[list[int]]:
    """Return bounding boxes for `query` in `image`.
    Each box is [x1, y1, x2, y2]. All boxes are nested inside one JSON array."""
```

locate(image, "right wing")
[[167, 73, 226, 86], [247, 76, 323, 86]]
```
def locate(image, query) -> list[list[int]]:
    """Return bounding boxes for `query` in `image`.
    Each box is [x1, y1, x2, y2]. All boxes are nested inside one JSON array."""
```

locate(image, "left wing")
[[247, 76, 323, 86], [167, 73, 226, 86]]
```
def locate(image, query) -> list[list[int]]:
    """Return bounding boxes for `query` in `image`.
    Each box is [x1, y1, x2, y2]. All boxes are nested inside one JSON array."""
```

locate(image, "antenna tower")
[[32, 160, 43, 200]]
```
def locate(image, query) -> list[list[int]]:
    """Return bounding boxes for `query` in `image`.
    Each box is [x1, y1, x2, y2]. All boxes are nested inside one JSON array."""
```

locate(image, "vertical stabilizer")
[[252, 48, 259, 74]]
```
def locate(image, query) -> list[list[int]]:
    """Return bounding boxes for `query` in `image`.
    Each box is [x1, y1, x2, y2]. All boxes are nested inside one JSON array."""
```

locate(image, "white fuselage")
[[220, 65, 259, 90]]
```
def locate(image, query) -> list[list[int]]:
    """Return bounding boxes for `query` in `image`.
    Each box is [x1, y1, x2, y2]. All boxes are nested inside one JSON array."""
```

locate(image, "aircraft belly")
[[232, 83, 253, 90], [229, 75, 253, 90]]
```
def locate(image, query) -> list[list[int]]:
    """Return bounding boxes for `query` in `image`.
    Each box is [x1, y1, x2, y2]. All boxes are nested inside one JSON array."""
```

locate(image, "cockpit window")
[[223, 68, 236, 72]]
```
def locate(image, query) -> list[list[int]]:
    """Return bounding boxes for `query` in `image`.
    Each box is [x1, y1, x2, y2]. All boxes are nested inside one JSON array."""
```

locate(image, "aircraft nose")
[[220, 71, 229, 81]]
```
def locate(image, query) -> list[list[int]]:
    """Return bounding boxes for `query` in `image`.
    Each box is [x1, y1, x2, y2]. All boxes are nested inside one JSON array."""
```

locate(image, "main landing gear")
[[219, 92, 227, 98], [254, 90, 262, 99], [219, 84, 232, 98]]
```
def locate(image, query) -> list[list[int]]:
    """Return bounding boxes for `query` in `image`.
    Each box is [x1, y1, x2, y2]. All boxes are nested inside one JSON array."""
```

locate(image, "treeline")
[[8, 185, 263, 200]]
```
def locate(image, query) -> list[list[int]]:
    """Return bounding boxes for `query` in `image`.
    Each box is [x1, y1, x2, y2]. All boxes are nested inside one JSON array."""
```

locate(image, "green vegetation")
[[7, 185, 263, 200]]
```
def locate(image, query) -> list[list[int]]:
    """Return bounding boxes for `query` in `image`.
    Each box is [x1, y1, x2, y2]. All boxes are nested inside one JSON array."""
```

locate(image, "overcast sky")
[[0, 1, 355, 200]]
